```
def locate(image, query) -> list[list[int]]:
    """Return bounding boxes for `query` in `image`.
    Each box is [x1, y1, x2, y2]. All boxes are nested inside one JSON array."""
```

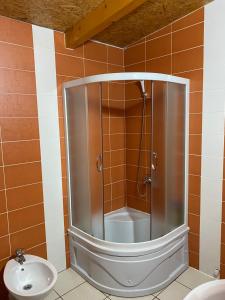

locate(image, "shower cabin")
[[63, 72, 189, 297]]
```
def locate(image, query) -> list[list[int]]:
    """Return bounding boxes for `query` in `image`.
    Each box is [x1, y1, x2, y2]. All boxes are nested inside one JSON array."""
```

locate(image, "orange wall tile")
[[0, 18, 47, 291]]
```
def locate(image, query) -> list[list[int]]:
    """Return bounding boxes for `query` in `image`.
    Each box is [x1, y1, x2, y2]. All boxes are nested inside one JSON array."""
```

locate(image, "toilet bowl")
[[3, 255, 57, 300], [184, 279, 225, 300]]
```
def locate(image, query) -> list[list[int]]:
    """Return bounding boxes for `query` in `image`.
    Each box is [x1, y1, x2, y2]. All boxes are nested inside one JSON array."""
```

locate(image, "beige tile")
[[44, 290, 60, 300], [176, 267, 213, 289], [54, 268, 85, 295], [109, 294, 154, 299], [157, 281, 190, 300], [62, 282, 105, 300]]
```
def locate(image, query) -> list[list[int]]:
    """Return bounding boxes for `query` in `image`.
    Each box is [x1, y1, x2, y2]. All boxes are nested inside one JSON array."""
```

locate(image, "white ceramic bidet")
[[184, 279, 225, 300], [3, 254, 57, 300]]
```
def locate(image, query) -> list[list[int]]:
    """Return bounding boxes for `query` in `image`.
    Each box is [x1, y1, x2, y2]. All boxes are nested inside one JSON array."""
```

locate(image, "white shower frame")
[[63, 72, 190, 297]]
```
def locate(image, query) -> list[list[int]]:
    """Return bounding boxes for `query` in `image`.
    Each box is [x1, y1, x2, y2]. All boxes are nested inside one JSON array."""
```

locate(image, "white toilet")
[[3, 254, 57, 300], [184, 279, 225, 300]]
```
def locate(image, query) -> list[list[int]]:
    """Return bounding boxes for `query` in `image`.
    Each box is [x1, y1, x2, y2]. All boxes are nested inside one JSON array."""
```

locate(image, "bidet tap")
[[15, 248, 26, 265]]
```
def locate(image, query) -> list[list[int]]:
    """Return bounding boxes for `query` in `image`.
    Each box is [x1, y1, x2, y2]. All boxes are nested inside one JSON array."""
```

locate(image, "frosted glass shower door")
[[151, 81, 186, 240], [64, 83, 104, 239]]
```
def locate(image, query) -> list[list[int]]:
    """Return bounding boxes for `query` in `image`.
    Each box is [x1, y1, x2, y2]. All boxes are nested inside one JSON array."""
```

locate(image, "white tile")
[[38, 118, 62, 141], [36, 94, 59, 118], [204, 1, 225, 89], [157, 281, 190, 300], [200, 177, 223, 222], [176, 267, 213, 289], [43, 290, 60, 300], [33, 37, 57, 95], [62, 282, 105, 300], [202, 112, 224, 135], [200, 217, 222, 275], [203, 89, 225, 113], [54, 268, 85, 296], [204, 68, 225, 91], [32, 25, 56, 50], [32, 24, 66, 271], [201, 133, 224, 157], [109, 294, 154, 299], [201, 156, 224, 180], [201, 0, 225, 278]]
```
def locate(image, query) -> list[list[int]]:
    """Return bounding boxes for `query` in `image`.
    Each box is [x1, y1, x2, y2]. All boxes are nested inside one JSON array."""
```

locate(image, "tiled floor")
[[45, 267, 213, 300]]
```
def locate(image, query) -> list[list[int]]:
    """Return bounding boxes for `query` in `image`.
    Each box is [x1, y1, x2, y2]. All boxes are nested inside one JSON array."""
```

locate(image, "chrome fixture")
[[136, 80, 150, 197], [143, 175, 152, 184], [15, 249, 26, 265], [96, 154, 103, 172]]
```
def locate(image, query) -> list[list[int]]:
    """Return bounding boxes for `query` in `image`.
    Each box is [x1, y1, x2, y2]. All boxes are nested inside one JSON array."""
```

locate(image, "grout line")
[[0, 39, 33, 49], [90, 38, 124, 50], [171, 44, 203, 55], [0, 126, 11, 255], [126, 20, 203, 50], [0, 92, 36, 96], [125, 40, 146, 50], [125, 59, 146, 67], [0, 66, 35, 73], [171, 20, 204, 34], [26, 241, 46, 252], [9, 221, 45, 235], [175, 279, 193, 290], [6, 201, 44, 213], [4, 160, 41, 168], [57, 51, 124, 68], [60, 281, 87, 297], [0, 116, 39, 119], [173, 67, 203, 75], [2, 138, 40, 144], [6, 181, 42, 190]]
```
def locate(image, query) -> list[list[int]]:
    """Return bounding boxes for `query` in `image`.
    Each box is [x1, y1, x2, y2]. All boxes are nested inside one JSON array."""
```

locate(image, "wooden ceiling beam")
[[65, 0, 147, 49]]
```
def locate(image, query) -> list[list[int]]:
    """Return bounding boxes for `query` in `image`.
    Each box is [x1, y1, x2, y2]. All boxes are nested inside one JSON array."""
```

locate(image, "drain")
[[23, 284, 32, 290]]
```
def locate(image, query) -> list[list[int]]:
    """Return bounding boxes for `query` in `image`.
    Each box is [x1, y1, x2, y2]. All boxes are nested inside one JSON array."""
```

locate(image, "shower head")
[[139, 80, 148, 97]]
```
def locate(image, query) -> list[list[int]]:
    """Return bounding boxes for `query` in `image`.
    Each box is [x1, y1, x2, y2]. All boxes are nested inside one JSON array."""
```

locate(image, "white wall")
[[32, 25, 66, 271], [200, 0, 225, 276]]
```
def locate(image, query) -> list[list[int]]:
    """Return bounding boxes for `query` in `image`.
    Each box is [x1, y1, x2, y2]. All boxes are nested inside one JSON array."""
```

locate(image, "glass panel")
[[151, 81, 186, 239], [65, 83, 104, 239]]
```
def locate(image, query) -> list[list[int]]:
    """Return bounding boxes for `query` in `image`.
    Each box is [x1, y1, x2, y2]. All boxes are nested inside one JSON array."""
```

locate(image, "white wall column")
[[32, 25, 66, 271], [200, 0, 225, 276]]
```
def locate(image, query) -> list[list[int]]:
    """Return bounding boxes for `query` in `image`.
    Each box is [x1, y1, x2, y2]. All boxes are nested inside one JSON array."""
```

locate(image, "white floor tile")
[[109, 294, 154, 299], [43, 290, 60, 300], [54, 268, 85, 295], [157, 281, 190, 300], [152, 287, 165, 297], [176, 267, 213, 289], [62, 282, 106, 300]]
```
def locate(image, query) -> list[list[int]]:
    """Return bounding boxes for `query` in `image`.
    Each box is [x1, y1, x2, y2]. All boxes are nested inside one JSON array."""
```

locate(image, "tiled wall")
[[125, 81, 151, 213], [102, 80, 127, 213], [1, 0, 225, 288], [124, 8, 204, 268], [0, 17, 125, 296], [0, 17, 46, 298]]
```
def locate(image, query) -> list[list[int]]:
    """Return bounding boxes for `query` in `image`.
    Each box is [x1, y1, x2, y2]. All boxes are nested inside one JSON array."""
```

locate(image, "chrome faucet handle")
[[15, 248, 25, 257]]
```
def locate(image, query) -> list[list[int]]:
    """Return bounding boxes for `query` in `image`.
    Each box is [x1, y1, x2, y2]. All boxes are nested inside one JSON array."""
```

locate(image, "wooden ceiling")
[[0, 0, 212, 48]]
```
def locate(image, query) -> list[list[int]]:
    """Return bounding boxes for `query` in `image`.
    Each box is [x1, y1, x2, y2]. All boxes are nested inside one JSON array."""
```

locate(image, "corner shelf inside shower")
[[104, 207, 150, 243]]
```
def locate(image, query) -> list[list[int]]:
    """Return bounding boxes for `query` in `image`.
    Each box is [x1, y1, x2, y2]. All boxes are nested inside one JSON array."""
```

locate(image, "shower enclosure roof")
[[63, 72, 189, 89]]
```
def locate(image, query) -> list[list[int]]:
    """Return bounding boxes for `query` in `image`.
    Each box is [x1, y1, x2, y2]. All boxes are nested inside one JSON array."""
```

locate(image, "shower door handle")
[[96, 154, 103, 172], [152, 152, 157, 171]]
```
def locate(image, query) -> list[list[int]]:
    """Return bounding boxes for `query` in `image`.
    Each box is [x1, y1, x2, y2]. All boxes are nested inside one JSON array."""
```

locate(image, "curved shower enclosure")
[[63, 72, 189, 297]]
